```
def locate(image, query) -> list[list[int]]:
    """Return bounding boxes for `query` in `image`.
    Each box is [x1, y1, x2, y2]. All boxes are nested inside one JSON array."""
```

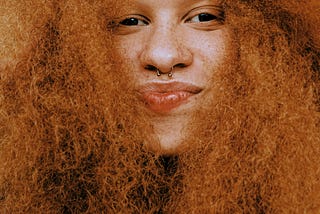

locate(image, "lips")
[[138, 82, 202, 113]]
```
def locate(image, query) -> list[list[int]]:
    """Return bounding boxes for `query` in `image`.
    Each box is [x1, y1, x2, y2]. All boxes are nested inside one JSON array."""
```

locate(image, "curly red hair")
[[0, 0, 319, 213]]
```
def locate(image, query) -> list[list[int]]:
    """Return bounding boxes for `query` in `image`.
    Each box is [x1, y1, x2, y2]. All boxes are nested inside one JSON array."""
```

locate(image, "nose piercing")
[[156, 67, 173, 77], [157, 69, 161, 76], [168, 68, 173, 77]]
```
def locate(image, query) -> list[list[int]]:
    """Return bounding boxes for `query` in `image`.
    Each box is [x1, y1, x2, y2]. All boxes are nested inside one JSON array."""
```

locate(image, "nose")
[[139, 26, 192, 75]]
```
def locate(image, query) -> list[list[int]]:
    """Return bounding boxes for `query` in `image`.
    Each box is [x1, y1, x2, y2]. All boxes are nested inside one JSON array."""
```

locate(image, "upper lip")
[[137, 81, 203, 94]]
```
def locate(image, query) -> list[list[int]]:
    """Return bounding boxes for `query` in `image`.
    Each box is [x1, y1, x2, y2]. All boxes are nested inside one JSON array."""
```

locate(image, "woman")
[[0, 0, 319, 212]]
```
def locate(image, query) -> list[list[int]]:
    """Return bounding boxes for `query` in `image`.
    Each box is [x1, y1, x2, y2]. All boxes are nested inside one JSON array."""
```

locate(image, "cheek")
[[200, 32, 230, 67], [190, 31, 231, 80], [115, 36, 145, 81], [116, 35, 142, 62]]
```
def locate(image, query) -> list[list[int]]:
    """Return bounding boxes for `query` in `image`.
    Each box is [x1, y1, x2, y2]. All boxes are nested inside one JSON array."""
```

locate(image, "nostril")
[[174, 63, 187, 68], [145, 65, 158, 71]]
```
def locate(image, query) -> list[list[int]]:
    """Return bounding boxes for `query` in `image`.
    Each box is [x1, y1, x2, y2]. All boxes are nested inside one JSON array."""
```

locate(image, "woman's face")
[[114, 0, 233, 152]]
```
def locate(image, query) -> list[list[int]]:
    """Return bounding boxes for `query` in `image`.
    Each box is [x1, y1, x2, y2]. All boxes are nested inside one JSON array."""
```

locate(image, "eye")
[[111, 15, 149, 35], [184, 5, 225, 28], [188, 13, 218, 23], [119, 17, 148, 26]]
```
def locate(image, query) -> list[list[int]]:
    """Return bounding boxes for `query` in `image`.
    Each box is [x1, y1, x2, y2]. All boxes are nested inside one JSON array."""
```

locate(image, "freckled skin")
[[116, 0, 232, 151]]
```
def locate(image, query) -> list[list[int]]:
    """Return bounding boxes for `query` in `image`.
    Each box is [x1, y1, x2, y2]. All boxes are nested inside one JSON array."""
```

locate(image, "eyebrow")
[[134, 0, 223, 10], [180, 0, 223, 12]]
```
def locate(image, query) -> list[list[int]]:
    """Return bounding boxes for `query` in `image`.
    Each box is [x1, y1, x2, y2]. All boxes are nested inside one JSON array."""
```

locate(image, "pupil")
[[198, 14, 216, 22], [120, 18, 138, 26]]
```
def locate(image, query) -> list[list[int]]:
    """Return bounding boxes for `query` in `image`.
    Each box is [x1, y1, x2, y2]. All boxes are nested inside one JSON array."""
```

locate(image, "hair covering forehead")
[[0, 0, 54, 70]]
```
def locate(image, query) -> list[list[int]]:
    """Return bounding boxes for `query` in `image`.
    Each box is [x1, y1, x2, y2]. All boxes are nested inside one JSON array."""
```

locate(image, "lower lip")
[[141, 91, 195, 113]]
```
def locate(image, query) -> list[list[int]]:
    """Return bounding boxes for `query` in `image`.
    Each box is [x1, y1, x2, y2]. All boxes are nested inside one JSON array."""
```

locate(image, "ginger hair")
[[0, 0, 319, 213]]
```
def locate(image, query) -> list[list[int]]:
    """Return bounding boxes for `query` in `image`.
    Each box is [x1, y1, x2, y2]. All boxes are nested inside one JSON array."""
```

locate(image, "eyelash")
[[118, 12, 222, 27], [119, 17, 148, 26], [186, 13, 219, 23]]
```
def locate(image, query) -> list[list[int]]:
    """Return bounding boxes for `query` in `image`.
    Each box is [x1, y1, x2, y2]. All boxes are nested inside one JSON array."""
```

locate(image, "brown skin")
[[0, 0, 320, 213]]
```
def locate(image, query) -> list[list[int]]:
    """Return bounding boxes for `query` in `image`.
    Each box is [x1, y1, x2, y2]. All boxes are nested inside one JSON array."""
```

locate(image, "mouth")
[[138, 82, 202, 113]]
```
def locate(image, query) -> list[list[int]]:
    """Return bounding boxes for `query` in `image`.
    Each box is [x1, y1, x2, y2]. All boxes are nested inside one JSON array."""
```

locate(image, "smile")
[[138, 82, 202, 113]]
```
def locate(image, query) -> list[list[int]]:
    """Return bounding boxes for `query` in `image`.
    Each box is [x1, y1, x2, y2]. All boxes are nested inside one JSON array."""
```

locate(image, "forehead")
[[130, 0, 222, 10]]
